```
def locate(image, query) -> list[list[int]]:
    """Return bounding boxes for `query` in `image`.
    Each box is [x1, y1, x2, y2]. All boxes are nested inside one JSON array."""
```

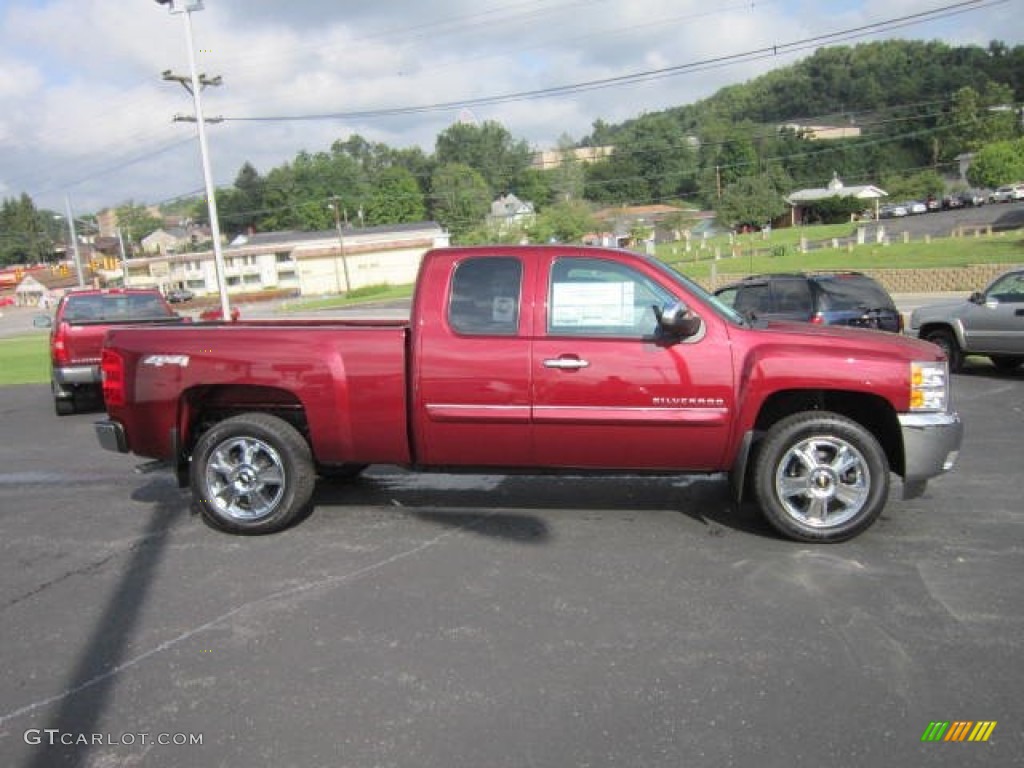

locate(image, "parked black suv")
[[714, 272, 902, 332]]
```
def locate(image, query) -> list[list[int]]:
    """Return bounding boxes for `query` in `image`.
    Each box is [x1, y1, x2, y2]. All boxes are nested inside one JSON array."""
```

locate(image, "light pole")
[[328, 198, 352, 294], [59, 196, 86, 287], [156, 0, 231, 320]]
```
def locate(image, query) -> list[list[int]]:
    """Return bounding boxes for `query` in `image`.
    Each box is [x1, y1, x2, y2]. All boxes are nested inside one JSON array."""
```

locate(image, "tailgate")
[[59, 322, 108, 364], [61, 317, 185, 364]]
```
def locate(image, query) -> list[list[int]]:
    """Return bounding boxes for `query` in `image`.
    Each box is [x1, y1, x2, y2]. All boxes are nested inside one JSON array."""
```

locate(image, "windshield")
[[644, 255, 748, 325], [62, 293, 174, 323], [816, 277, 894, 311]]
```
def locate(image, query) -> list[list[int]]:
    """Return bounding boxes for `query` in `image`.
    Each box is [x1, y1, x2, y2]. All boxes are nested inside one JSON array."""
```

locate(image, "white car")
[[990, 183, 1024, 203], [879, 204, 908, 218]]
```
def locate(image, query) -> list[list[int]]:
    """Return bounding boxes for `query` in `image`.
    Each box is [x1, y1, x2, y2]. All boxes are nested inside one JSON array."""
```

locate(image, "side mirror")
[[654, 302, 702, 339], [32, 314, 52, 329]]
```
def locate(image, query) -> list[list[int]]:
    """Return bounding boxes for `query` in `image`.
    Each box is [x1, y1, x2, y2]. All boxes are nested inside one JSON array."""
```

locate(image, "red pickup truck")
[[95, 245, 963, 543], [40, 287, 185, 415]]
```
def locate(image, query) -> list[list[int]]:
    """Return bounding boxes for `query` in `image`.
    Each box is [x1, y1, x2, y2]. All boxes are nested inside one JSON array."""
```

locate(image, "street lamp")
[[55, 196, 86, 287], [156, 0, 231, 320]]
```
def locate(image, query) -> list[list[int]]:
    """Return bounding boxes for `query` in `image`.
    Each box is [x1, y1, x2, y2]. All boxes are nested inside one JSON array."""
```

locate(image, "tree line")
[[3, 38, 1024, 266]]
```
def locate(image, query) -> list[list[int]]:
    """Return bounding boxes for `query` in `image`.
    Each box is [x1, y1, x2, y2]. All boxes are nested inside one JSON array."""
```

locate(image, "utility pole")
[[156, 0, 231, 320], [328, 196, 352, 294]]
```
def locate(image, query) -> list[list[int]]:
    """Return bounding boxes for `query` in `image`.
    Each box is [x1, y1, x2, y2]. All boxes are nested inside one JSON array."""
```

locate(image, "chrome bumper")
[[55, 364, 100, 386], [898, 411, 963, 499]]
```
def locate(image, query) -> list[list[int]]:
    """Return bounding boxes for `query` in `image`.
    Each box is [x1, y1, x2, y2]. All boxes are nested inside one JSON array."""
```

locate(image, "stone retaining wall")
[[856, 263, 1024, 293], [694, 263, 1024, 293]]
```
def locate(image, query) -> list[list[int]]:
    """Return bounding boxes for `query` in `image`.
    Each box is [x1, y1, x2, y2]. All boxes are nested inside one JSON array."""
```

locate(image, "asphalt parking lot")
[[0, 356, 1021, 767]]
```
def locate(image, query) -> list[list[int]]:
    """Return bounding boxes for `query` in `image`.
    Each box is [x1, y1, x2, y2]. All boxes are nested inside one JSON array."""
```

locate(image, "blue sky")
[[0, 0, 1020, 214]]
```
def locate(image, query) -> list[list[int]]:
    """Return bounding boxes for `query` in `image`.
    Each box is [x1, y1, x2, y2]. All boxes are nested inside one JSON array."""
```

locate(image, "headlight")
[[910, 361, 948, 412]]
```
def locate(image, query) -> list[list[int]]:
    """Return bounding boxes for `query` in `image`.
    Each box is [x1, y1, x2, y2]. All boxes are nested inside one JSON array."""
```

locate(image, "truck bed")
[[104, 320, 413, 466]]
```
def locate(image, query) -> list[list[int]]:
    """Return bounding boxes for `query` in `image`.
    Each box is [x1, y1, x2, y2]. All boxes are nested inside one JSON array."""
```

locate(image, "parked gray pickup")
[[909, 268, 1024, 372]]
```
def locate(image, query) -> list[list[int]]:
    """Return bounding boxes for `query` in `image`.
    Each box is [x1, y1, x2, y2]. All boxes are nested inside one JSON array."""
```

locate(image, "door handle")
[[544, 357, 590, 370]]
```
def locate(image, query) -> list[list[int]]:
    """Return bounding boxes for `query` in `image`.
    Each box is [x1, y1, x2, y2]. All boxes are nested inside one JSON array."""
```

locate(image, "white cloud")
[[0, 0, 1019, 212]]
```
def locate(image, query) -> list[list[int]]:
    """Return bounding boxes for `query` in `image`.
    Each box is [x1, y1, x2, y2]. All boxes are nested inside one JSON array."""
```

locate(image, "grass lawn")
[[661, 229, 1024, 280], [0, 334, 49, 386], [280, 283, 415, 312]]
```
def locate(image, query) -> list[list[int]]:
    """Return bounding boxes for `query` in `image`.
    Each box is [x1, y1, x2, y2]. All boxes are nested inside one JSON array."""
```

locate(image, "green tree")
[[115, 201, 163, 247], [801, 196, 868, 225], [967, 138, 1024, 188], [0, 193, 58, 265], [258, 149, 367, 231], [610, 113, 698, 202], [429, 163, 491, 240], [510, 168, 553, 210], [213, 162, 267, 236], [527, 199, 599, 244], [716, 133, 760, 188], [939, 84, 1021, 160], [435, 120, 531, 196], [880, 170, 945, 202], [363, 166, 427, 225], [716, 176, 788, 230], [583, 153, 647, 205]]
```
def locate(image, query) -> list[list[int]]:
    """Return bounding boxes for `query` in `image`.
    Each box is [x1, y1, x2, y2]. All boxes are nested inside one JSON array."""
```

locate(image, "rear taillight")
[[810, 313, 825, 325], [53, 324, 70, 365], [101, 348, 126, 407]]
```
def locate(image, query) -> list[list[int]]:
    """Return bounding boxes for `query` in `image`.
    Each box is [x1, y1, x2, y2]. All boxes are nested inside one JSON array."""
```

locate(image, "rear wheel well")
[[179, 385, 309, 479]]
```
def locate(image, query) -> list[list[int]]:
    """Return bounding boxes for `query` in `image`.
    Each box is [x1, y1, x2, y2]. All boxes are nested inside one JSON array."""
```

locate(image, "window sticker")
[[551, 281, 636, 327]]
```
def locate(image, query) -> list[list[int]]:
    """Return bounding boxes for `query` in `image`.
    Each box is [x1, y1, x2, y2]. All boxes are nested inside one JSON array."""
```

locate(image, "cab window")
[[448, 257, 522, 335], [547, 257, 673, 337]]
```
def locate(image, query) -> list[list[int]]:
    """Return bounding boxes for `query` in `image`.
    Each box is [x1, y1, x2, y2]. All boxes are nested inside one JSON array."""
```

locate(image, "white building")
[[123, 221, 449, 297], [785, 174, 888, 225]]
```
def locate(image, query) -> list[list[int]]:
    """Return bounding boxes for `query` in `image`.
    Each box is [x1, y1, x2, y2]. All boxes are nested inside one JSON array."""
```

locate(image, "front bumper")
[[898, 411, 963, 499], [95, 420, 128, 453]]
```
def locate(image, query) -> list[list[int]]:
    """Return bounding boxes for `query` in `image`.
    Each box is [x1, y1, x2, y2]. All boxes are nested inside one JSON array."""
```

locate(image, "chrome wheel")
[[204, 435, 287, 521], [753, 412, 889, 543], [774, 436, 870, 529], [191, 413, 315, 534]]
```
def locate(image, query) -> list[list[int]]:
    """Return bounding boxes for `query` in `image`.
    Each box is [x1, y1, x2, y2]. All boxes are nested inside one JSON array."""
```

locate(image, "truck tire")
[[923, 328, 963, 373], [753, 412, 889, 543], [190, 413, 316, 535], [55, 397, 75, 416], [52, 379, 76, 416]]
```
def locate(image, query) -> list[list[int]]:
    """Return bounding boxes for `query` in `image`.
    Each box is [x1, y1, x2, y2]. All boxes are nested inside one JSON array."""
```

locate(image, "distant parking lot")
[[862, 198, 1024, 240]]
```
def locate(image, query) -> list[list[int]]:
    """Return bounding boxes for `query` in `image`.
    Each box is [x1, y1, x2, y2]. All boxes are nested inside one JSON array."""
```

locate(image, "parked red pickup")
[[95, 245, 962, 542], [39, 287, 185, 415]]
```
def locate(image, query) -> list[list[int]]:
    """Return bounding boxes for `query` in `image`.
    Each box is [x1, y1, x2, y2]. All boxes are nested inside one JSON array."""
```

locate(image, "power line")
[[222, 1, 1007, 124]]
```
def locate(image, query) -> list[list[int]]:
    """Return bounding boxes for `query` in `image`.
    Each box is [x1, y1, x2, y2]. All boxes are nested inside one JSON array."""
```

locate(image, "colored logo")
[[921, 721, 997, 742]]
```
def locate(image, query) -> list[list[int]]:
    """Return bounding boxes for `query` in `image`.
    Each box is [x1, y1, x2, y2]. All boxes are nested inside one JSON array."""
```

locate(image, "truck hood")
[[762, 320, 943, 361], [908, 299, 971, 327]]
